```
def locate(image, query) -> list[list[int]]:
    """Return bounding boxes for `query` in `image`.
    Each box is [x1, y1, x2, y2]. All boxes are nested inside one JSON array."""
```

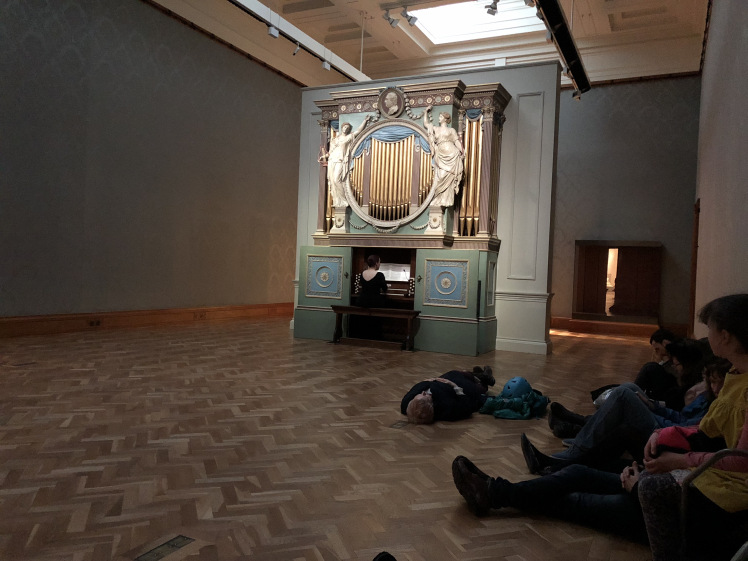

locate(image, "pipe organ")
[[297, 80, 511, 356]]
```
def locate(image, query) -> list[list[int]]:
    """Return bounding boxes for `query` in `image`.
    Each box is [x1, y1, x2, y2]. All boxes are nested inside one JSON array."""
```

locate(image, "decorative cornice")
[[313, 232, 455, 249], [461, 83, 512, 114]]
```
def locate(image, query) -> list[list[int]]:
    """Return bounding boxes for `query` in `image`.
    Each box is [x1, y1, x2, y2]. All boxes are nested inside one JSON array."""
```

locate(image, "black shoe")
[[520, 433, 572, 475], [550, 402, 587, 426], [473, 365, 495, 387], [452, 456, 492, 516], [551, 420, 582, 439]]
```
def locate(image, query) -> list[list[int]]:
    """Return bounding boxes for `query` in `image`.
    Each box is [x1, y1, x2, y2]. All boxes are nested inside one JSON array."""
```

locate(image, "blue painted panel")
[[305, 255, 343, 299], [424, 259, 469, 308]]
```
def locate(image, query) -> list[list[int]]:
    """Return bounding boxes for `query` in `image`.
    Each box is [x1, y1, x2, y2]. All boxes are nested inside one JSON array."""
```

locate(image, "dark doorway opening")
[[573, 240, 662, 324]]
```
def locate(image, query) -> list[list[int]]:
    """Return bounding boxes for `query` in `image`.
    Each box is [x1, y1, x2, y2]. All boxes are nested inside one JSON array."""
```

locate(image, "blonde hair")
[[406, 398, 434, 424]]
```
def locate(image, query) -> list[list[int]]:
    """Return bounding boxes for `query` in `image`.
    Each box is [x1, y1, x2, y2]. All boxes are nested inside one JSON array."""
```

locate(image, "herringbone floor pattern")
[[0, 319, 654, 561]]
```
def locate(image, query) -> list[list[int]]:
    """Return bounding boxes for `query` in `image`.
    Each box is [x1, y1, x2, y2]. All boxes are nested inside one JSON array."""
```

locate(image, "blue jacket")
[[652, 393, 711, 428]]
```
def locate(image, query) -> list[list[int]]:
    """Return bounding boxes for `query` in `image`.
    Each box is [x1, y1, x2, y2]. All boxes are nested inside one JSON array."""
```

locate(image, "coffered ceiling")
[[152, 0, 710, 88]]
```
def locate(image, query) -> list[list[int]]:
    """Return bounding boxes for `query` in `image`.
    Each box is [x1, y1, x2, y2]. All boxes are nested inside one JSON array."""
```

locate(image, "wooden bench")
[[331, 305, 420, 351]]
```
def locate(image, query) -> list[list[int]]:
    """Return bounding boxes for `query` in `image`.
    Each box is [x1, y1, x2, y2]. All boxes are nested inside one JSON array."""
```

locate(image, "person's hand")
[[620, 461, 641, 493], [644, 431, 660, 460], [636, 391, 656, 410], [643, 451, 689, 473]]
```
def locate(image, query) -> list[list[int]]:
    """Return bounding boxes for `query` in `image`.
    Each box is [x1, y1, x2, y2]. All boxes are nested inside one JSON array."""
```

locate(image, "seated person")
[[452, 455, 647, 542], [549, 356, 730, 438], [401, 367, 494, 424], [633, 328, 679, 401], [638, 293, 748, 561], [357, 254, 388, 308], [524, 356, 729, 475]]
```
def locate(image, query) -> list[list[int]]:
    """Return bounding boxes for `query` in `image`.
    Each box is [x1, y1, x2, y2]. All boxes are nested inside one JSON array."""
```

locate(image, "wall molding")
[[495, 336, 550, 355], [495, 291, 552, 303], [0, 303, 294, 338]]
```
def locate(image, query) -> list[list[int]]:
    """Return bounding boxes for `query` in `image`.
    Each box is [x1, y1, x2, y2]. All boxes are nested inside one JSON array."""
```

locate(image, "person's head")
[[698, 294, 748, 359], [666, 338, 705, 388], [341, 122, 352, 134], [366, 254, 380, 269], [439, 112, 451, 125], [385, 91, 397, 107], [649, 328, 677, 361], [406, 392, 434, 424], [702, 357, 731, 401]]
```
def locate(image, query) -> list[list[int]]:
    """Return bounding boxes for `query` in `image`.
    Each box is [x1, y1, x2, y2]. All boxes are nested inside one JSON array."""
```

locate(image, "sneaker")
[[550, 402, 587, 426], [520, 433, 572, 475], [452, 456, 492, 516], [473, 365, 495, 387], [520, 433, 542, 475]]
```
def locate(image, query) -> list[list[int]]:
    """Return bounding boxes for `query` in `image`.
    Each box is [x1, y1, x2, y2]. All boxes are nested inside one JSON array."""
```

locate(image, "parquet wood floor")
[[0, 319, 654, 561]]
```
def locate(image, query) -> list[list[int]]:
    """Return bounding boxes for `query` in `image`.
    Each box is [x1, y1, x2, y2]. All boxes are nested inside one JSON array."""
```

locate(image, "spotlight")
[[524, 0, 535, 6], [400, 7, 417, 26], [536, 9, 544, 20], [293, 42, 300, 56], [267, 25, 279, 38], [545, 30, 553, 43], [383, 10, 400, 27], [563, 66, 572, 78], [485, 0, 498, 16], [572, 90, 581, 101], [322, 60, 331, 71]]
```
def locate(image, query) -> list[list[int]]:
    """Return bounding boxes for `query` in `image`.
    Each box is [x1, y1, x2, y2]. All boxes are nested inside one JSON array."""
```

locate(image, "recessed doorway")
[[573, 241, 662, 324]]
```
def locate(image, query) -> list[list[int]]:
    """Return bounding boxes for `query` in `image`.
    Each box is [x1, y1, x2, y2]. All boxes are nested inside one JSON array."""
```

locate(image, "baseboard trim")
[[0, 303, 294, 338], [551, 317, 688, 338], [495, 337, 552, 355]]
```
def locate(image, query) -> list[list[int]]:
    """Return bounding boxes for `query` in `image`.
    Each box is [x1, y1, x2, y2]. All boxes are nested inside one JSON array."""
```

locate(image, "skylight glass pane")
[[412, 0, 545, 45]]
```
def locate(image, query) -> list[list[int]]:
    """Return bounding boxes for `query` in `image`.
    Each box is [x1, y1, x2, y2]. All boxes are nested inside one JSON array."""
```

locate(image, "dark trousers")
[[489, 464, 647, 541]]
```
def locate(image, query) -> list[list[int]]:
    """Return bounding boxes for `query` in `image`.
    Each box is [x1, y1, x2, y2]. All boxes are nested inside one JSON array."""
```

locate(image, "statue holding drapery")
[[423, 105, 464, 208], [325, 116, 372, 208]]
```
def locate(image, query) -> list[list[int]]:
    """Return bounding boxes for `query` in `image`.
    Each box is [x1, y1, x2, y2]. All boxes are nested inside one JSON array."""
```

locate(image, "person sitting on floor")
[[401, 367, 495, 424], [638, 293, 748, 561], [633, 328, 680, 402], [452, 455, 648, 542], [522, 355, 729, 475], [548, 356, 730, 439]]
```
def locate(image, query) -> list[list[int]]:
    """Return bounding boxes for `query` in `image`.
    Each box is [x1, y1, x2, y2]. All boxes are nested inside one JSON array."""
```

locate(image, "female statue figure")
[[423, 105, 465, 208], [326, 116, 372, 208]]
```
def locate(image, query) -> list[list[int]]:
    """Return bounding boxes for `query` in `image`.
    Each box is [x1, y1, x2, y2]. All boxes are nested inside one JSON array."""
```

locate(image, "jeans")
[[554, 383, 659, 465], [489, 464, 646, 540]]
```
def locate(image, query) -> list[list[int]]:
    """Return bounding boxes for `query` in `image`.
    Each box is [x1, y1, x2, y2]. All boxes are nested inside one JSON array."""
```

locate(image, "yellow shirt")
[[692, 369, 748, 512]]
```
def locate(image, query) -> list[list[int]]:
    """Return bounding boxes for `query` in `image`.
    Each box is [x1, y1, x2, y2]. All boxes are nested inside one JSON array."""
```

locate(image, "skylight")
[[411, 0, 545, 45]]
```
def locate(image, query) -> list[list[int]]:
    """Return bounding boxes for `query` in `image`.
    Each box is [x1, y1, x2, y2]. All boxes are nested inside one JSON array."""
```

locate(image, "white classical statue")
[[326, 116, 372, 208], [423, 105, 465, 208]]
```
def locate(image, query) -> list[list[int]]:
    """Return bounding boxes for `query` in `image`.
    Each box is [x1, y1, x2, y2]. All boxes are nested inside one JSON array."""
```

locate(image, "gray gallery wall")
[[1, 0, 301, 317], [551, 77, 701, 327], [693, 0, 748, 338]]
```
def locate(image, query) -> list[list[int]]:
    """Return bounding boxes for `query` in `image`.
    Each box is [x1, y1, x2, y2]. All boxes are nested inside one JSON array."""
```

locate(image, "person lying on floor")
[[522, 357, 729, 475], [452, 455, 648, 542], [401, 366, 494, 424]]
